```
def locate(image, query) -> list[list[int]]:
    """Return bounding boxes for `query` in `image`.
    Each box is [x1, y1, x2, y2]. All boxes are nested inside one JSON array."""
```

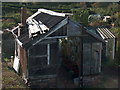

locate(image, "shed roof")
[[33, 12, 65, 29], [96, 27, 116, 40], [26, 9, 67, 38], [9, 9, 105, 49]]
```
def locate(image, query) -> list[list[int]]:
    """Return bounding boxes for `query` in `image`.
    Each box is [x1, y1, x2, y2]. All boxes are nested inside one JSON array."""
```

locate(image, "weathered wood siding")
[[83, 43, 91, 75], [105, 38, 115, 60], [83, 42, 102, 75], [19, 46, 27, 77], [28, 39, 59, 77]]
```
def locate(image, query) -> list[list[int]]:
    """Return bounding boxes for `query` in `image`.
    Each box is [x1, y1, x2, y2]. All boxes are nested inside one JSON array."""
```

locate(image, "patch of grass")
[[2, 62, 27, 88]]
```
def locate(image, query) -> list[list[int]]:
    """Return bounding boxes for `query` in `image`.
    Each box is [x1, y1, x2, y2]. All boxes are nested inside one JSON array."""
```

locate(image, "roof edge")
[[38, 8, 66, 17]]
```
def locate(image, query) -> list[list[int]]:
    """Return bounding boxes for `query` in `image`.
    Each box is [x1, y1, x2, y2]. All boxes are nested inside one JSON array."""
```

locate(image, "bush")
[[4, 58, 10, 62], [72, 9, 90, 25]]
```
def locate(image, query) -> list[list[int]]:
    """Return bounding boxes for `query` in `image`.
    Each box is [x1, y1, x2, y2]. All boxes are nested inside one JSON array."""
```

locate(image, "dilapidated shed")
[[8, 8, 105, 87]]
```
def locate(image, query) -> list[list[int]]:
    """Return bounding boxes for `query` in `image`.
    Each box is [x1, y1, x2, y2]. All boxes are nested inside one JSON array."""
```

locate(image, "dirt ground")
[[100, 66, 118, 88], [88, 65, 118, 88], [2, 61, 119, 88]]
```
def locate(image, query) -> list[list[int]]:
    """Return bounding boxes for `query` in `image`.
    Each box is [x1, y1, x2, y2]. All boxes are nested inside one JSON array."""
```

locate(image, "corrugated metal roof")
[[18, 17, 68, 48], [16, 9, 67, 47], [18, 31, 31, 46], [26, 9, 66, 38], [96, 27, 115, 39], [14, 9, 107, 48], [33, 12, 65, 29]]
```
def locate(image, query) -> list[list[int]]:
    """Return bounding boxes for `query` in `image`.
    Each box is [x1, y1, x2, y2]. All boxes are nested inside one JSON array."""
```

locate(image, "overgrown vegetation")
[[2, 2, 120, 28]]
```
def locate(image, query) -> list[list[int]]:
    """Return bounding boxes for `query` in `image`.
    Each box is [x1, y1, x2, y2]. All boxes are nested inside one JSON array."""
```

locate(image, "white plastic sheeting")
[[27, 19, 49, 38], [38, 9, 66, 17], [26, 9, 66, 22], [13, 56, 20, 73], [27, 12, 50, 37]]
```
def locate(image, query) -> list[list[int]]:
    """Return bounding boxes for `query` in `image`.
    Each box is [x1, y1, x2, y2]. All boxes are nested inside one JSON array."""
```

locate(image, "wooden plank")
[[29, 55, 47, 58], [20, 47, 24, 75], [112, 38, 115, 59], [45, 36, 68, 39], [29, 75, 56, 80], [22, 49, 28, 79], [83, 43, 91, 75], [37, 39, 57, 44], [79, 30, 83, 87], [45, 35, 87, 40], [99, 43, 102, 72], [91, 43, 101, 74], [16, 39, 22, 47], [5, 25, 20, 32], [27, 49, 30, 77], [47, 44, 50, 65], [18, 27, 20, 36]]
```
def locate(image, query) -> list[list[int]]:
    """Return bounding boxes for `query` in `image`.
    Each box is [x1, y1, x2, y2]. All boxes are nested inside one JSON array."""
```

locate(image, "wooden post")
[[17, 7, 27, 74], [47, 44, 50, 65], [112, 38, 115, 59], [21, 7, 27, 26], [117, 33, 120, 64], [99, 43, 102, 73], [79, 26, 84, 87]]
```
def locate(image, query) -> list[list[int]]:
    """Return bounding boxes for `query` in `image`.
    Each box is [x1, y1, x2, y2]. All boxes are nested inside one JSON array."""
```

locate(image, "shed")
[[8, 8, 104, 87], [95, 27, 116, 60]]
